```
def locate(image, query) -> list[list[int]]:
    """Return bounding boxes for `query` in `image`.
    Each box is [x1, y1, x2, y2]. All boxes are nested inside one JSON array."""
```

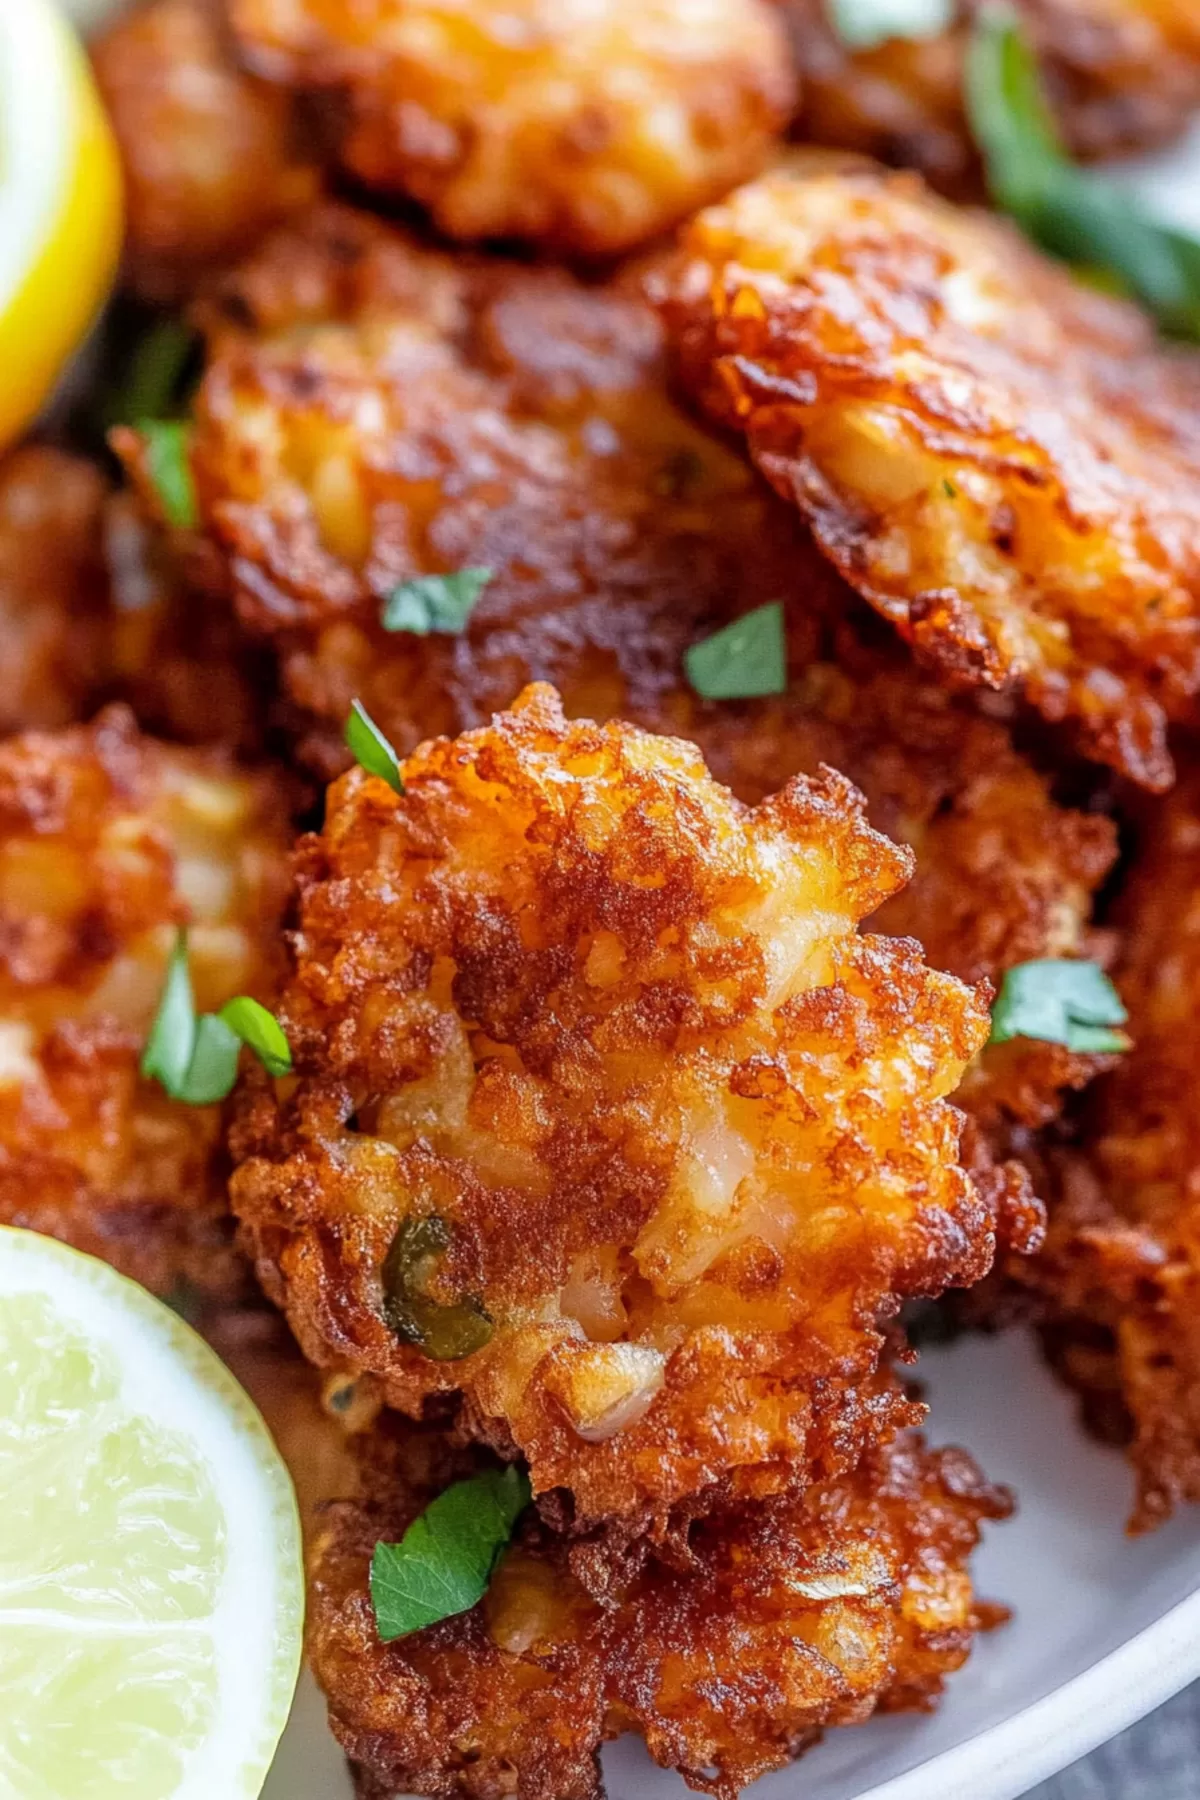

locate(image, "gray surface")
[[1028, 1683, 1200, 1797]]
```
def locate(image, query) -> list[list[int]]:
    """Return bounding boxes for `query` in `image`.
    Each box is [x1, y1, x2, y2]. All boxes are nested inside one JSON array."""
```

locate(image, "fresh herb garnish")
[[215, 996, 293, 1078], [138, 419, 198, 529], [370, 1466, 531, 1642], [966, 8, 1200, 340], [685, 601, 787, 701], [828, 0, 953, 52], [381, 569, 493, 636], [108, 319, 199, 428], [344, 700, 406, 793], [140, 931, 292, 1104], [988, 958, 1128, 1053]]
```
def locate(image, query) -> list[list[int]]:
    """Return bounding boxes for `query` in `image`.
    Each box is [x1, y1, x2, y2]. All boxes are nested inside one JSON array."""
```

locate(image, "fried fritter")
[[0, 447, 113, 736], [309, 1410, 1010, 1800], [91, 0, 319, 303], [988, 762, 1200, 1528], [230, 685, 994, 1525], [777, 0, 1200, 195], [227, 0, 794, 256], [654, 159, 1200, 791], [127, 202, 823, 778], [0, 708, 292, 1301]]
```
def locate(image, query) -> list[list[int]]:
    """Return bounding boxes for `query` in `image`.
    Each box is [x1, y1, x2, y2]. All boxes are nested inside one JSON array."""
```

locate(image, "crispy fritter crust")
[[993, 763, 1200, 1528], [91, 0, 318, 303], [308, 1411, 1011, 1800], [654, 159, 1200, 790], [0, 448, 113, 736], [778, 0, 1200, 195], [230, 685, 993, 1523], [228, 0, 794, 255], [0, 708, 292, 1299]]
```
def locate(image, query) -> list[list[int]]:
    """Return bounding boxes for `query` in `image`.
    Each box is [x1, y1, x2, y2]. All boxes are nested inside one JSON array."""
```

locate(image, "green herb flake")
[[965, 7, 1200, 341], [988, 958, 1129, 1053], [138, 419, 198, 530], [139, 931, 198, 1094], [142, 931, 294, 1105], [109, 319, 199, 428], [942, 478, 958, 498], [828, 0, 953, 52], [176, 1012, 242, 1106], [381, 569, 493, 636], [218, 996, 293, 1078], [685, 601, 787, 701], [370, 1465, 531, 1642], [345, 700, 406, 794]]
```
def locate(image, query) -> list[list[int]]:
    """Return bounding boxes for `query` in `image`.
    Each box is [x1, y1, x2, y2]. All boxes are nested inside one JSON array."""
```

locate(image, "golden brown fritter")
[[0, 447, 113, 736], [122, 202, 823, 779], [228, 0, 794, 256], [230, 685, 994, 1526], [91, 0, 319, 303], [309, 1410, 1010, 1800], [0, 708, 292, 1300], [986, 761, 1200, 1529], [778, 0, 1200, 195], [654, 159, 1200, 791]]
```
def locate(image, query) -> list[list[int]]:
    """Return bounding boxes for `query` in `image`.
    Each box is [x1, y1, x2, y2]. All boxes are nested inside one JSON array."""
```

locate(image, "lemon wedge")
[[0, 1228, 303, 1800], [0, 0, 123, 450]]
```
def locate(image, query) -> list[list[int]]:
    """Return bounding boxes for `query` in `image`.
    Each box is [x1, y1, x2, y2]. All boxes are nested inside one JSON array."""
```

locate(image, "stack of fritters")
[[8, 0, 1200, 1792]]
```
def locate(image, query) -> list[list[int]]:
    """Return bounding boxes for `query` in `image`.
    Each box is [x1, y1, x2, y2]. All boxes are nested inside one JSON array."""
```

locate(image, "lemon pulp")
[[0, 1229, 303, 1799]]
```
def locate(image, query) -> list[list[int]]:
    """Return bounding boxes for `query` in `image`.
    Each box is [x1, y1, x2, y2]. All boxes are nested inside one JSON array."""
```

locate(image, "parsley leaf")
[[381, 569, 493, 636], [138, 419, 198, 529], [828, 0, 953, 52], [108, 319, 199, 429], [966, 7, 1200, 340], [139, 931, 198, 1095], [685, 601, 787, 701], [217, 996, 293, 1077], [370, 1465, 531, 1641], [141, 930, 292, 1104], [988, 958, 1128, 1053], [345, 700, 406, 793]]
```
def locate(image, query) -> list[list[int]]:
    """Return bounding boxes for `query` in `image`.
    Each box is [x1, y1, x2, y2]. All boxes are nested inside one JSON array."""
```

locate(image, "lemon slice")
[[0, 1228, 303, 1800], [0, 0, 123, 450]]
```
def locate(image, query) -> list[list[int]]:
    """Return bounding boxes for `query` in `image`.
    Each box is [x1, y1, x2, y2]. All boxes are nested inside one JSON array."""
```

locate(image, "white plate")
[[264, 1332, 1200, 1800]]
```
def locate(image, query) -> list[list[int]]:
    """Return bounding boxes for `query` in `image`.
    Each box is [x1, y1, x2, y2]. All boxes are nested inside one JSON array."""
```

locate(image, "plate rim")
[[851, 1577, 1200, 1800]]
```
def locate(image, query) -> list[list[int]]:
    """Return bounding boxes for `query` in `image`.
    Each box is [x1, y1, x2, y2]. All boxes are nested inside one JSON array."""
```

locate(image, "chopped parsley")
[[140, 931, 292, 1105], [138, 419, 198, 530], [988, 958, 1128, 1053], [827, 0, 953, 52], [344, 700, 406, 794], [685, 601, 787, 701], [108, 318, 199, 428], [966, 7, 1200, 340], [381, 568, 493, 636], [370, 1465, 531, 1641]]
